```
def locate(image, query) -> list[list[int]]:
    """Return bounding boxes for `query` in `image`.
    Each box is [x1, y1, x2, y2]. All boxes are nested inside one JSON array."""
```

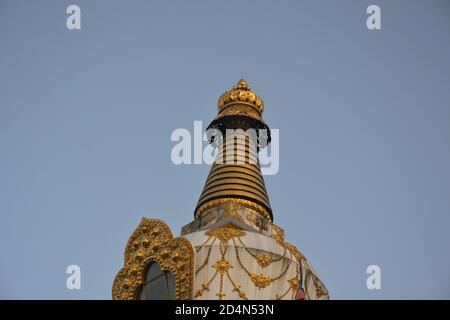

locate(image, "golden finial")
[[217, 79, 264, 114], [234, 79, 251, 91]]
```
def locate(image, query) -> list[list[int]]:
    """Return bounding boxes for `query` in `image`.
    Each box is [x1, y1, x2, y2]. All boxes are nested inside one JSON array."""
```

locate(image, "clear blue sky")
[[1, 0, 449, 299]]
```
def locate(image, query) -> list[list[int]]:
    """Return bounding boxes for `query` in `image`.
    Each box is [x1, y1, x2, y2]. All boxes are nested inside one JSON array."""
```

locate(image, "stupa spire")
[[194, 79, 273, 221]]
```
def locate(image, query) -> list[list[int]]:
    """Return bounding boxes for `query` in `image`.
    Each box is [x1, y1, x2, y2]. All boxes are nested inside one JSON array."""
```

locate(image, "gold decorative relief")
[[217, 79, 264, 114], [112, 218, 195, 300], [196, 198, 272, 222], [213, 259, 232, 273], [249, 273, 273, 289], [220, 201, 244, 221], [214, 104, 262, 121], [255, 255, 271, 268], [205, 223, 246, 243]]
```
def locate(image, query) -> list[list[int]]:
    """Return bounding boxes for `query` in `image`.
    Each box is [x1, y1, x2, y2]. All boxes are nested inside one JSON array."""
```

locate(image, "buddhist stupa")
[[112, 79, 329, 300]]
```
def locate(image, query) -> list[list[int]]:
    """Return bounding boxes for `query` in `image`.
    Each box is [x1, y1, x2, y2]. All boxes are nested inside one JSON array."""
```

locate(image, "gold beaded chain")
[[194, 227, 307, 299], [304, 270, 312, 300], [225, 269, 248, 299], [195, 238, 216, 275], [195, 235, 213, 253], [273, 260, 301, 300], [274, 282, 293, 300], [232, 237, 292, 290], [237, 236, 286, 268], [194, 270, 218, 298], [306, 268, 327, 298], [215, 241, 228, 299]]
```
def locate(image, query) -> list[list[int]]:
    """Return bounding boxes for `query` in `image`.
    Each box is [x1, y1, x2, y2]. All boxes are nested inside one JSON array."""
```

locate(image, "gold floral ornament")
[[112, 218, 195, 300], [250, 273, 272, 289], [213, 259, 232, 273], [205, 223, 246, 243], [255, 255, 271, 268]]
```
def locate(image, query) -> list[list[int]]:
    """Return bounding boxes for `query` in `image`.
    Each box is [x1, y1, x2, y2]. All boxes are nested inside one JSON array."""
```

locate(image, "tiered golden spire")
[[194, 79, 273, 221]]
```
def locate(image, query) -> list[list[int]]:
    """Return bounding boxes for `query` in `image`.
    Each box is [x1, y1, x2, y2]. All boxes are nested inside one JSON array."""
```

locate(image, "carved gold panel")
[[112, 218, 195, 300]]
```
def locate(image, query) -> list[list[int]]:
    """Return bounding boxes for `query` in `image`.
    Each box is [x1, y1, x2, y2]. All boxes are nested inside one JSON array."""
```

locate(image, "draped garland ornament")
[[191, 223, 328, 300]]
